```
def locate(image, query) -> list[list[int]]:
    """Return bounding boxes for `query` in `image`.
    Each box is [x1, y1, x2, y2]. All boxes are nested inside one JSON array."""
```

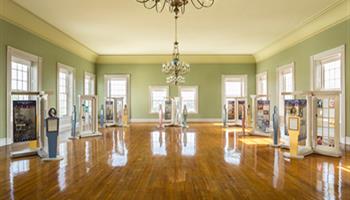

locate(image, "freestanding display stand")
[[158, 104, 164, 128], [225, 97, 247, 127], [122, 105, 129, 127], [79, 95, 102, 138], [10, 91, 49, 159], [182, 105, 189, 128], [69, 105, 79, 140], [281, 91, 342, 158], [100, 104, 105, 128], [283, 116, 304, 159], [165, 97, 182, 127], [271, 106, 281, 147], [42, 108, 63, 161], [222, 105, 228, 128], [250, 95, 272, 136]]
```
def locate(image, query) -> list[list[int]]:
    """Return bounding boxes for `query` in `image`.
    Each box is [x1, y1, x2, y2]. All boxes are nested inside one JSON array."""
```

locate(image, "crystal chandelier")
[[136, 0, 214, 15], [162, 15, 190, 85]]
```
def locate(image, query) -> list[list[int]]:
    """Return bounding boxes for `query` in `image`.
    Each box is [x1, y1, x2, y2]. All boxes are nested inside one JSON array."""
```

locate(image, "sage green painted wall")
[[257, 19, 350, 136], [97, 63, 256, 119], [0, 19, 95, 138]]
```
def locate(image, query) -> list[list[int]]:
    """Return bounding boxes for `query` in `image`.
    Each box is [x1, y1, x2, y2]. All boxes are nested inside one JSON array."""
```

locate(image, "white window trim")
[[57, 63, 75, 120], [221, 75, 248, 109], [104, 74, 131, 118], [6, 46, 42, 144], [149, 86, 169, 114], [256, 71, 268, 96], [276, 62, 295, 116], [178, 85, 199, 114], [310, 45, 346, 141], [84, 71, 96, 95]]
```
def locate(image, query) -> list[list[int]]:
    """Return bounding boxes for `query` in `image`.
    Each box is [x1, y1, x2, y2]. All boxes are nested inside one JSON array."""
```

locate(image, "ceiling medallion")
[[136, 0, 214, 15]]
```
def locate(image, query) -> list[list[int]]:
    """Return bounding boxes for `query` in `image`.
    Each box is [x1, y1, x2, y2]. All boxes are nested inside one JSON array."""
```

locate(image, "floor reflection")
[[181, 131, 196, 156], [58, 142, 68, 191], [109, 130, 128, 167], [224, 130, 241, 165], [151, 131, 167, 156], [316, 162, 336, 200]]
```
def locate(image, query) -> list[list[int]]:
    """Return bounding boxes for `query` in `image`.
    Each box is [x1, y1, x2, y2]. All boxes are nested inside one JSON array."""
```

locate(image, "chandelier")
[[161, 15, 190, 85], [136, 0, 214, 15]]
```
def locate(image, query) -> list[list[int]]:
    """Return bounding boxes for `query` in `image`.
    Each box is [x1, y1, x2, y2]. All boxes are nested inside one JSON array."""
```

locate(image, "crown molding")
[[0, 0, 98, 62], [96, 54, 256, 65], [254, 0, 350, 62]]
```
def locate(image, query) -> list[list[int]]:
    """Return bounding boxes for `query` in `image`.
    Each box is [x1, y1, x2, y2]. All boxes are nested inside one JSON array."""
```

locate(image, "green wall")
[[0, 19, 95, 138], [257, 19, 350, 136], [97, 63, 256, 119]]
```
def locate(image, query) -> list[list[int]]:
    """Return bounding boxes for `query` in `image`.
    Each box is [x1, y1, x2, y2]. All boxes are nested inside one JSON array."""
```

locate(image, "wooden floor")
[[0, 123, 349, 200]]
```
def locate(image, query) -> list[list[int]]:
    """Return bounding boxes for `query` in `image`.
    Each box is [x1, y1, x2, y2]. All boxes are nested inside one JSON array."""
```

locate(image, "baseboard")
[[130, 118, 222, 123], [340, 136, 350, 145]]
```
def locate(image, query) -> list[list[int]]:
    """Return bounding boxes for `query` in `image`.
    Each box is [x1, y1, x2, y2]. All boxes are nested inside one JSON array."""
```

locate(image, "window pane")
[[180, 88, 197, 113], [150, 89, 167, 113], [323, 60, 341, 90], [225, 81, 241, 97]]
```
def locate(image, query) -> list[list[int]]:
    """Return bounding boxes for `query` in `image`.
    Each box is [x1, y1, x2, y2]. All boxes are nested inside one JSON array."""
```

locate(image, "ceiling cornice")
[[96, 54, 256, 65], [0, 0, 98, 62], [254, 0, 350, 62]]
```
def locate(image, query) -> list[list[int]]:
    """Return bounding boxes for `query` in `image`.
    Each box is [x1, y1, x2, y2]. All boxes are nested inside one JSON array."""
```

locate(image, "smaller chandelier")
[[136, 0, 214, 15], [162, 15, 190, 85]]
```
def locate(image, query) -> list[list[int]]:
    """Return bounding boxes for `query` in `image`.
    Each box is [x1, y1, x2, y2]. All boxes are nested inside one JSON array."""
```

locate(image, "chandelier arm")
[[143, 1, 157, 9], [136, 0, 149, 3], [191, 0, 214, 9], [156, 0, 167, 13]]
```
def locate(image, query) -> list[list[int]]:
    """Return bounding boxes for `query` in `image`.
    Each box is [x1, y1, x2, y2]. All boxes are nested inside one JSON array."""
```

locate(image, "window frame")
[[310, 45, 346, 142], [84, 72, 96, 95], [178, 85, 199, 114], [57, 63, 75, 119], [104, 74, 130, 117], [149, 86, 169, 114], [6, 46, 42, 144], [221, 75, 248, 109], [256, 71, 268, 96], [276, 62, 295, 117]]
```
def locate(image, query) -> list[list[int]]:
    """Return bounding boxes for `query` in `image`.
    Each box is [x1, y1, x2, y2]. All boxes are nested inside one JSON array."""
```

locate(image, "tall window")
[[7, 47, 41, 143], [311, 45, 345, 140], [256, 72, 267, 96], [222, 75, 247, 105], [179, 86, 198, 113], [149, 86, 169, 113], [57, 63, 74, 118], [105, 75, 129, 106], [277, 63, 294, 116], [84, 72, 95, 95]]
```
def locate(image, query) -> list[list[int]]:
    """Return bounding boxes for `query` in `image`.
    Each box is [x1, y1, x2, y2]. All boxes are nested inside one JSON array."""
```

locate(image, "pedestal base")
[[80, 131, 103, 138], [11, 148, 39, 158], [283, 152, 304, 159], [42, 156, 64, 161], [270, 144, 281, 148]]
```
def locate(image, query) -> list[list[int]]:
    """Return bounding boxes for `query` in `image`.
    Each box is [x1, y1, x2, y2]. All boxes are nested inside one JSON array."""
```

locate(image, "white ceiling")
[[14, 0, 340, 55]]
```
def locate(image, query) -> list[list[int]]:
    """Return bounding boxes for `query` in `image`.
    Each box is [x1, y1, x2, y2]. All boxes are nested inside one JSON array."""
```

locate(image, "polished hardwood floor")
[[0, 123, 349, 200]]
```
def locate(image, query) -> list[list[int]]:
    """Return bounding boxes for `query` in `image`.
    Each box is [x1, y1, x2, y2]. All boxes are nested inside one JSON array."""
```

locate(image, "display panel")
[[164, 99, 172, 120], [316, 97, 336, 147], [284, 99, 307, 142], [238, 100, 246, 120], [105, 100, 114, 123], [227, 99, 236, 120], [256, 100, 270, 132], [13, 100, 37, 143]]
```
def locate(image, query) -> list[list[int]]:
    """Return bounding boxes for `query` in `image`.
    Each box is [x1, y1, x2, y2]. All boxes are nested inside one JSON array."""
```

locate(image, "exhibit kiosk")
[[104, 97, 124, 127], [10, 91, 49, 159], [281, 91, 313, 158], [225, 97, 248, 127], [250, 95, 272, 136], [282, 91, 342, 158], [42, 108, 63, 161], [79, 95, 102, 138]]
